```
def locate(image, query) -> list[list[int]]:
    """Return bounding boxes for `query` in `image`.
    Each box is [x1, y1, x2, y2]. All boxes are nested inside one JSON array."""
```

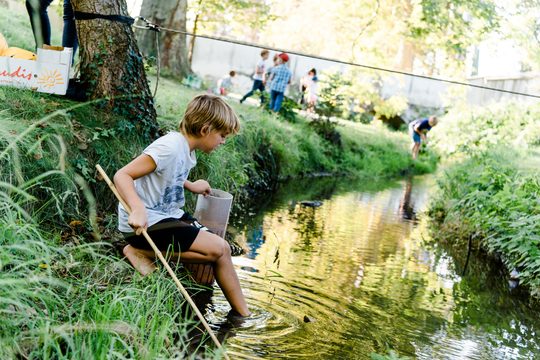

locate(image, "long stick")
[[95, 164, 229, 359]]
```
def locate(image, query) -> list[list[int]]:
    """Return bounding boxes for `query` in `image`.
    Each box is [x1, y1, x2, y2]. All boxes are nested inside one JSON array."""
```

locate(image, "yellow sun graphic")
[[37, 69, 64, 88]]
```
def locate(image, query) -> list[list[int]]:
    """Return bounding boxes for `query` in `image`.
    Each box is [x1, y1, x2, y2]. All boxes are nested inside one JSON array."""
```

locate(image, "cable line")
[[133, 19, 540, 100]]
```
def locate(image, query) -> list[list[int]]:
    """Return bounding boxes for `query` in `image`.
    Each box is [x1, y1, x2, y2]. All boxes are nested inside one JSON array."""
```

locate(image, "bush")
[[428, 149, 540, 297], [316, 70, 408, 128]]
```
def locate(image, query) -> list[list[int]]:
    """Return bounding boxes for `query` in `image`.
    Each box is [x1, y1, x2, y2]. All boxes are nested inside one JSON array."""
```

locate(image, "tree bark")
[[71, 0, 158, 139], [137, 0, 190, 79]]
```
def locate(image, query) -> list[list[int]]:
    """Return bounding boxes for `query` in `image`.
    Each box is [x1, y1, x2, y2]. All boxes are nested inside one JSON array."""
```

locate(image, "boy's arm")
[[114, 154, 157, 235], [184, 179, 212, 196]]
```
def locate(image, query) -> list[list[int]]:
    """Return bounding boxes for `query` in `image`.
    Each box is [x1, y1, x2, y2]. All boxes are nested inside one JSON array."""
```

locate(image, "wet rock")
[[509, 268, 520, 280], [300, 201, 322, 207]]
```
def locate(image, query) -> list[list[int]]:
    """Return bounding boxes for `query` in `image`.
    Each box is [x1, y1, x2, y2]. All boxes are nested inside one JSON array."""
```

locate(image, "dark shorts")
[[122, 213, 207, 253], [409, 123, 422, 143]]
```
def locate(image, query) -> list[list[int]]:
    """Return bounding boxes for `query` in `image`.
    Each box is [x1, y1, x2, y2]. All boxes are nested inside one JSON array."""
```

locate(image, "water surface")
[[205, 176, 540, 359]]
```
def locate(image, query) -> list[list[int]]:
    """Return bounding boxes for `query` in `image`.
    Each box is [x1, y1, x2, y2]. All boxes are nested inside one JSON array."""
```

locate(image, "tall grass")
[[428, 101, 540, 297], [0, 107, 217, 359]]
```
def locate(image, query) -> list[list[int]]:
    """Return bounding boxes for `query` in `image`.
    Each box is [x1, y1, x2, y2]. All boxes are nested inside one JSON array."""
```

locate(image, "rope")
[[135, 17, 160, 98], [132, 20, 540, 100]]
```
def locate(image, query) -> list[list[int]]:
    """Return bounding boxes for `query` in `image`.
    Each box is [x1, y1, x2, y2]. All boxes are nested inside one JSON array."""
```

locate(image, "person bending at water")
[[114, 94, 250, 317], [409, 115, 438, 160]]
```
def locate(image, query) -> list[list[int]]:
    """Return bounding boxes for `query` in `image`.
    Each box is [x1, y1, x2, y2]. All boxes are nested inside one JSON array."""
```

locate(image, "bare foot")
[[123, 245, 157, 276]]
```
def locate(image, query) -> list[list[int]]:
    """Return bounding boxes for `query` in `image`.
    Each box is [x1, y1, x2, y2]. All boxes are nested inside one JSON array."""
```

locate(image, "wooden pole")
[[95, 164, 229, 360]]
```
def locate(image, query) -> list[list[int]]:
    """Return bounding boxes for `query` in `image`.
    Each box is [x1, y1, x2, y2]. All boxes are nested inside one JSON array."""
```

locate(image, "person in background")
[[217, 70, 236, 96], [264, 54, 280, 92], [409, 115, 438, 160], [306, 68, 318, 113], [240, 49, 269, 105], [268, 52, 292, 113], [299, 73, 308, 108], [26, 0, 78, 62]]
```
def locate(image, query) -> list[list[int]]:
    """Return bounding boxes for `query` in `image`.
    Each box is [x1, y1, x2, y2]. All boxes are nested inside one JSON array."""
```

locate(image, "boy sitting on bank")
[[409, 115, 438, 160], [114, 94, 250, 317]]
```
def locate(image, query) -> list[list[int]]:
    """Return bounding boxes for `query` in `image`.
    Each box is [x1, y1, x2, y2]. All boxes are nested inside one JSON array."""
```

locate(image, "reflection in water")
[[399, 176, 416, 221], [205, 177, 540, 359]]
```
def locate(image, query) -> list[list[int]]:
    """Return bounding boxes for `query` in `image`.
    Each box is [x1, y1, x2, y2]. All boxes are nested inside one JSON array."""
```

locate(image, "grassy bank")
[[0, 81, 435, 357], [428, 102, 540, 298], [1, 85, 435, 358]]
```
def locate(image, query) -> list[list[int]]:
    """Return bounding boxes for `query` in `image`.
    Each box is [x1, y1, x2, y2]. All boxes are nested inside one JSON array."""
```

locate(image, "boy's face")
[[199, 130, 229, 153], [262, 53, 269, 60]]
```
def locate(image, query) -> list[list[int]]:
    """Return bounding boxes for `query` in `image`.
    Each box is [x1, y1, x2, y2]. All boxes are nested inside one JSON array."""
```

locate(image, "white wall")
[[191, 37, 540, 108]]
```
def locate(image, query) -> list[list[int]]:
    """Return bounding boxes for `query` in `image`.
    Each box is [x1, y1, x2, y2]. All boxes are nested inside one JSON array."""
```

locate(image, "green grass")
[[0, 136, 218, 358], [427, 101, 540, 298], [0, 77, 434, 358]]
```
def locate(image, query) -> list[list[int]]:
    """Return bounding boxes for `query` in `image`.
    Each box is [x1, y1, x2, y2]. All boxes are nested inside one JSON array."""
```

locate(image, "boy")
[[409, 115, 438, 160], [217, 70, 236, 96], [114, 94, 250, 317], [268, 52, 292, 113], [240, 49, 269, 105]]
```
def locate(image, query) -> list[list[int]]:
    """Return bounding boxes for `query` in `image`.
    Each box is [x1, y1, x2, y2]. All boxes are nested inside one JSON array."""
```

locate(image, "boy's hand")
[[128, 207, 148, 235], [189, 179, 212, 196]]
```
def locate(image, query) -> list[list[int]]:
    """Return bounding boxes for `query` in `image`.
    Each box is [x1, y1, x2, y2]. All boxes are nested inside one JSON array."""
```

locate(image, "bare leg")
[[412, 142, 421, 160], [185, 231, 250, 316], [123, 245, 157, 276], [123, 232, 250, 316]]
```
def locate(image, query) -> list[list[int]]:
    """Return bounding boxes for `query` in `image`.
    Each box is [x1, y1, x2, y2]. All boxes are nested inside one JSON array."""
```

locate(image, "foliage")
[[428, 149, 540, 297], [428, 100, 540, 298], [409, 0, 500, 60], [370, 350, 411, 360], [264, 0, 502, 76], [188, 0, 274, 38], [259, 92, 300, 122], [430, 101, 540, 157], [308, 118, 342, 147], [0, 109, 216, 358], [373, 96, 409, 121], [317, 70, 408, 127], [505, 0, 540, 71]]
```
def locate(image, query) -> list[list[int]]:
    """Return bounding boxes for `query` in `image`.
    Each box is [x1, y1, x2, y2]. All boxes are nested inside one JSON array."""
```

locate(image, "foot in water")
[[225, 309, 249, 328]]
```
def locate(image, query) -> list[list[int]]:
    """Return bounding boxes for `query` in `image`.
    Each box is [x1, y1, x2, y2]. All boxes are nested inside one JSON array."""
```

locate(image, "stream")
[[201, 175, 540, 359]]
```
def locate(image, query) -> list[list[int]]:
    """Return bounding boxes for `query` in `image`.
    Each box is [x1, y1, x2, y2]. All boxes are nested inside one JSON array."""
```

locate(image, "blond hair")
[[180, 94, 240, 137], [428, 115, 438, 126]]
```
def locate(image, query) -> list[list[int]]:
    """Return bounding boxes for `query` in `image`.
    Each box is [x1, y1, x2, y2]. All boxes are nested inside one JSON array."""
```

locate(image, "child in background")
[[306, 68, 318, 113], [265, 54, 280, 92], [268, 52, 292, 113], [114, 94, 250, 317], [409, 115, 438, 160], [240, 49, 269, 105], [217, 70, 236, 96]]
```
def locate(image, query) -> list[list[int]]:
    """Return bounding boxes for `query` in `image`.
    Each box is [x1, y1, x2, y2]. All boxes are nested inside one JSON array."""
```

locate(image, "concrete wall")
[[190, 37, 540, 108], [466, 74, 540, 106]]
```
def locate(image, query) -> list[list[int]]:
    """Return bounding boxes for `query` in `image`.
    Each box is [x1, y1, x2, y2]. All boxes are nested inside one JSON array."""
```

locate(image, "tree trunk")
[[137, 0, 190, 79], [398, 0, 416, 72], [71, 0, 158, 139], [188, 1, 202, 66], [398, 40, 415, 72]]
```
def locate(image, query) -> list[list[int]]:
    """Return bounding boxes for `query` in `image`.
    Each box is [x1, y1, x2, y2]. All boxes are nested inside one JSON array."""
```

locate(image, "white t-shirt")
[[118, 131, 197, 233], [253, 59, 266, 81]]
